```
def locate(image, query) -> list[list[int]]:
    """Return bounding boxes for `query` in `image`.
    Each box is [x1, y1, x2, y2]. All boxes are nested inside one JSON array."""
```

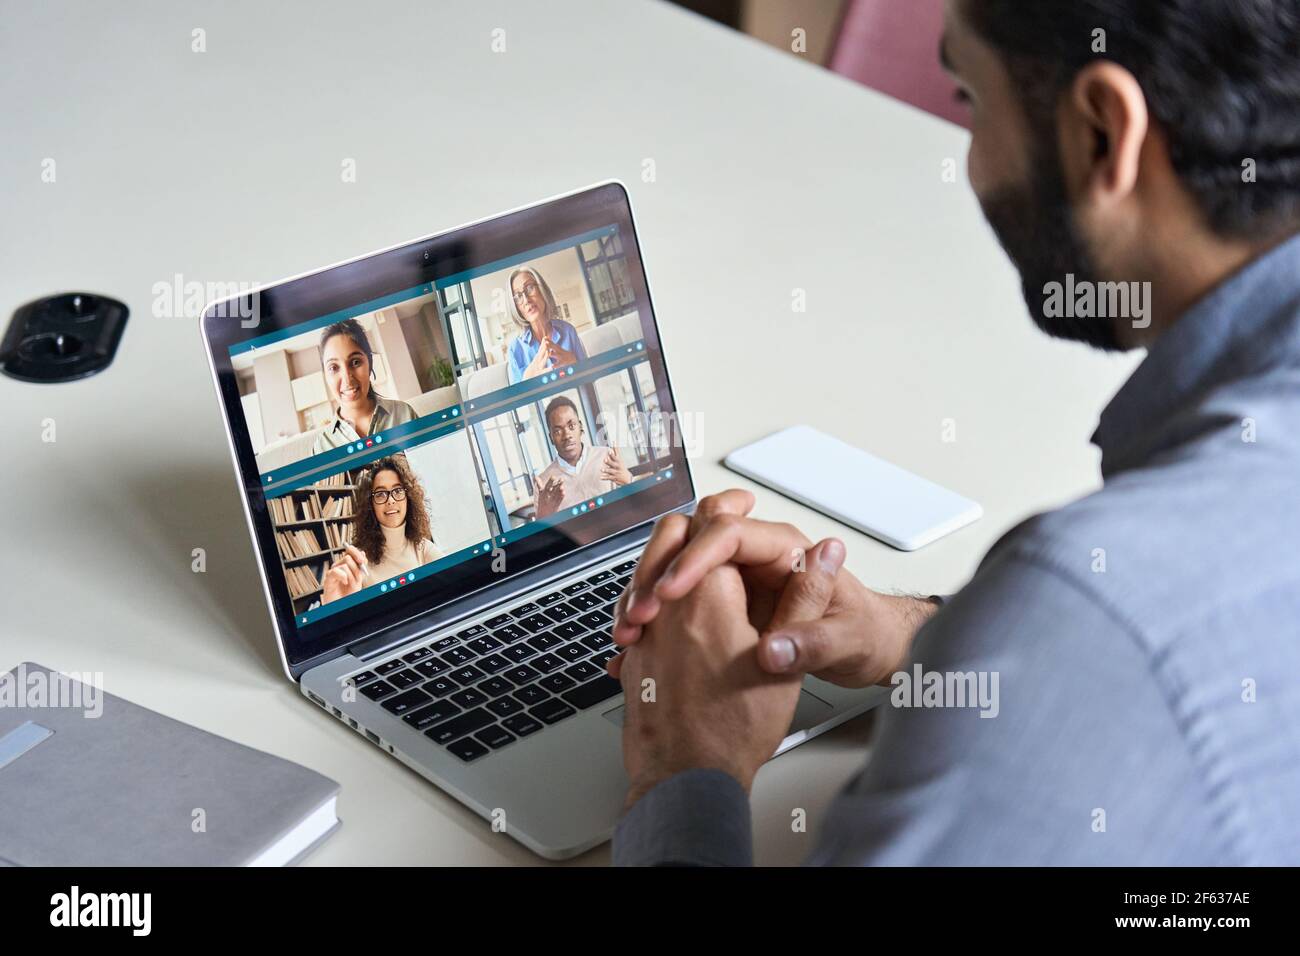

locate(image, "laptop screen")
[[202, 184, 694, 672]]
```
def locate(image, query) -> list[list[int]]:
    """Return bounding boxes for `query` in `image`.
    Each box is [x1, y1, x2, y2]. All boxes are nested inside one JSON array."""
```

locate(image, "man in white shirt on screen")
[[533, 396, 633, 519]]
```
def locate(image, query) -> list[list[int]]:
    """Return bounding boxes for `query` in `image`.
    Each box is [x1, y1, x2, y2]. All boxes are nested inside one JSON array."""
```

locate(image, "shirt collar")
[[1092, 233, 1300, 477], [520, 322, 557, 347], [330, 394, 389, 434], [554, 442, 588, 477]]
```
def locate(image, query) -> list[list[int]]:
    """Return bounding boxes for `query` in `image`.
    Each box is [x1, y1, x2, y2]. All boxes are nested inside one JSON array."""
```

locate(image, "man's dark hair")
[[965, 0, 1300, 239], [544, 395, 580, 430]]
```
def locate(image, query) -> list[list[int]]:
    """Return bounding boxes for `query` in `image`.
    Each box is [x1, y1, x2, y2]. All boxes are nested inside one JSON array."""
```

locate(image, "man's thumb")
[[766, 538, 844, 635], [759, 618, 847, 675]]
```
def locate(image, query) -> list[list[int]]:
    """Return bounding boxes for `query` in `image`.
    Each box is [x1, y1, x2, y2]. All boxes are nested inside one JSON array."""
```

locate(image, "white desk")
[[0, 0, 1138, 865]]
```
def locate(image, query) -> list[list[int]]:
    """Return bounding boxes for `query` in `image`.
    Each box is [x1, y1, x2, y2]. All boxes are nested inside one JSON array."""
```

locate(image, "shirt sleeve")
[[612, 768, 753, 866], [803, 545, 1224, 866], [506, 336, 527, 385]]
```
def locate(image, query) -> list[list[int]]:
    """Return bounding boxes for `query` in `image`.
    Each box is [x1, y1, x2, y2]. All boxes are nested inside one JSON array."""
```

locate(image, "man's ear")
[[1058, 60, 1149, 210]]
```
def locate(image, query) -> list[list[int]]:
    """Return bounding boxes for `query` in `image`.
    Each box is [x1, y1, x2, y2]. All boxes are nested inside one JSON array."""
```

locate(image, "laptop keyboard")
[[343, 558, 638, 762]]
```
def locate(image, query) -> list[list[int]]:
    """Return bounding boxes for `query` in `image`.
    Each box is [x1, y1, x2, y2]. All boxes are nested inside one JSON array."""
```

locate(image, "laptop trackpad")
[[602, 689, 833, 735]]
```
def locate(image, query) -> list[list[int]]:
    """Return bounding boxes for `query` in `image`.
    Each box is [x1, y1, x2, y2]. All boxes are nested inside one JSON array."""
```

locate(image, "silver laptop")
[[200, 182, 886, 859]]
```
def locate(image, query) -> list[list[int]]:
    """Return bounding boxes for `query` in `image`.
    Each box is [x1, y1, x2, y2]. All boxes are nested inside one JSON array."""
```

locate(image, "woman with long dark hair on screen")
[[320, 455, 443, 604], [504, 266, 588, 384], [312, 318, 418, 455]]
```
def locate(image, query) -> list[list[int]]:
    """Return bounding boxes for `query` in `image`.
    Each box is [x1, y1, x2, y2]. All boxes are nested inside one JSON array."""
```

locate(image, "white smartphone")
[[723, 425, 982, 551]]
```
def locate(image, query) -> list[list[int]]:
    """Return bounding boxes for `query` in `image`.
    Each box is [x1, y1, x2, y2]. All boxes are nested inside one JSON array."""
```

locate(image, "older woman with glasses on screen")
[[504, 266, 589, 384], [320, 455, 443, 604]]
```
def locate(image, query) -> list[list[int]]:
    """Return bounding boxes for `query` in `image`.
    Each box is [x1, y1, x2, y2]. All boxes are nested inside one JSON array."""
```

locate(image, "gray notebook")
[[0, 662, 340, 866]]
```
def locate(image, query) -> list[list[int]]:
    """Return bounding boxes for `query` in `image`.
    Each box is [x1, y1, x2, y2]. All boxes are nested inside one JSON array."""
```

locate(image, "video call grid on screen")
[[268, 352, 675, 627], [228, 224, 676, 627]]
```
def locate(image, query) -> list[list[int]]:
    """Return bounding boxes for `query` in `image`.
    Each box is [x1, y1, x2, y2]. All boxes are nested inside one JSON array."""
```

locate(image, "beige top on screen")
[[312, 394, 417, 455], [536, 443, 618, 512], [366, 523, 443, 583]]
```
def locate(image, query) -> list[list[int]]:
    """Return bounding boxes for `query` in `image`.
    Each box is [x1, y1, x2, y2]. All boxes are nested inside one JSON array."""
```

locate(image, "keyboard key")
[[376, 660, 405, 676], [557, 642, 588, 662], [360, 680, 397, 701], [532, 653, 565, 674], [349, 670, 378, 685], [530, 699, 577, 725], [562, 675, 622, 710], [564, 661, 602, 682], [487, 696, 524, 717], [527, 631, 562, 651], [388, 668, 422, 689], [425, 676, 458, 697], [580, 632, 612, 652], [450, 688, 488, 709], [543, 602, 580, 622], [502, 643, 536, 663], [504, 664, 540, 686], [616, 574, 633, 587], [425, 707, 494, 744], [591, 649, 618, 667], [568, 592, 602, 611], [484, 613, 512, 629], [511, 602, 541, 618], [551, 621, 587, 640], [449, 665, 486, 686], [474, 725, 516, 749], [561, 581, 590, 595], [403, 699, 459, 730], [415, 658, 450, 679], [593, 582, 623, 601], [586, 570, 615, 585], [540, 673, 577, 693], [578, 610, 613, 629], [517, 614, 552, 634], [502, 714, 544, 737], [440, 646, 476, 666], [432, 637, 459, 652], [402, 647, 433, 664], [456, 624, 488, 641], [494, 623, 528, 643], [447, 737, 489, 761], [477, 653, 511, 674], [513, 685, 549, 706], [537, 591, 566, 607], [466, 636, 503, 655], [612, 560, 638, 574], [382, 687, 432, 715], [478, 677, 514, 698]]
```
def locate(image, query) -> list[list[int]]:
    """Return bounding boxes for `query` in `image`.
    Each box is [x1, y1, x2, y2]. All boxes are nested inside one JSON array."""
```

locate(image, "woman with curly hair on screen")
[[320, 454, 443, 604]]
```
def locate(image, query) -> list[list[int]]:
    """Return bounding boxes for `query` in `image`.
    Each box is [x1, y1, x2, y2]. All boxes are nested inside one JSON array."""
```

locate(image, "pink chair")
[[829, 0, 967, 127]]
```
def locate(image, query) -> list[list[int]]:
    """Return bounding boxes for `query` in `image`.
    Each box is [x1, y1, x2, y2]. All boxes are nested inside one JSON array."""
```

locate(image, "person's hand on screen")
[[600, 447, 632, 487], [523, 343, 552, 380], [534, 473, 566, 518], [322, 543, 368, 604], [545, 340, 579, 369]]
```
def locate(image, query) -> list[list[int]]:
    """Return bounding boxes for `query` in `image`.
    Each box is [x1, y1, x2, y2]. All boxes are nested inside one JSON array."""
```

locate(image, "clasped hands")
[[606, 489, 940, 811]]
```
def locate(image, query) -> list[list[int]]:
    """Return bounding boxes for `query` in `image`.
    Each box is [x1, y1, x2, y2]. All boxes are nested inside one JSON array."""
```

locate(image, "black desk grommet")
[[0, 293, 128, 383]]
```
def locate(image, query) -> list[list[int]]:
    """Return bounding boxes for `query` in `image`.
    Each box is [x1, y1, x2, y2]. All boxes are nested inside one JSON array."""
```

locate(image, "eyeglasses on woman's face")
[[512, 281, 541, 304], [370, 486, 407, 505]]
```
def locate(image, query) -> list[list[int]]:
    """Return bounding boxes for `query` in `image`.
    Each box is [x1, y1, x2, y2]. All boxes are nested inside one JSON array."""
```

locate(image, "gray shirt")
[[614, 234, 1300, 866]]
